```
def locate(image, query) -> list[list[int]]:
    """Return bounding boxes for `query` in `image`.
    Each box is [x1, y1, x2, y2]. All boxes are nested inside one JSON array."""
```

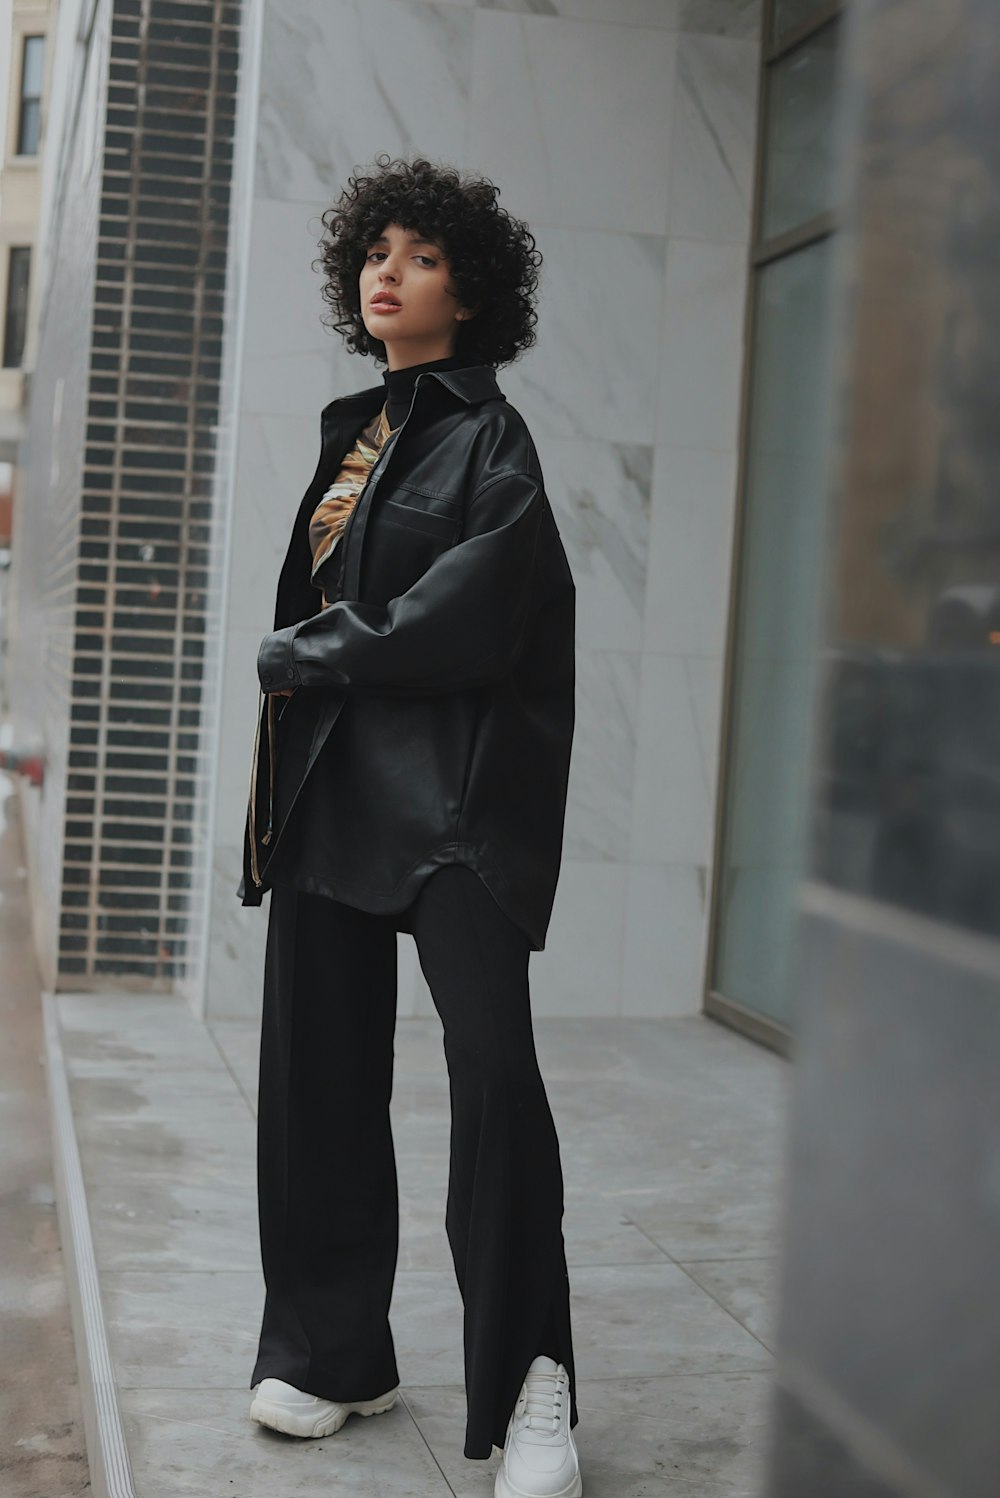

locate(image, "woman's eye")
[[366, 251, 437, 266]]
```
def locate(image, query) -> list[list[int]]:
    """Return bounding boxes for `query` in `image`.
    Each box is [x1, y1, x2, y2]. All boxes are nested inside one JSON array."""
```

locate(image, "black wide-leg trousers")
[[249, 864, 578, 1460]]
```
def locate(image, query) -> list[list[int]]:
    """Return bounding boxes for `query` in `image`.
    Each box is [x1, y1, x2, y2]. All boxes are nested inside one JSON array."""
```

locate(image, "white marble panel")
[[622, 861, 709, 1016], [679, 0, 762, 38], [255, 0, 475, 206], [240, 197, 358, 418], [684, 652, 726, 795], [535, 434, 653, 652], [480, 0, 681, 24], [644, 444, 738, 657], [479, 0, 762, 37], [208, 0, 764, 1021], [565, 648, 641, 863], [225, 410, 323, 637], [668, 33, 759, 242], [499, 226, 664, 444], [214, 627, 265, 837], [532, 858, 628, 1015], [206, 850, 268, 1021], [631, 652, 713, 865], [657, 237, 750, 449], [468, 11, 676, 234]]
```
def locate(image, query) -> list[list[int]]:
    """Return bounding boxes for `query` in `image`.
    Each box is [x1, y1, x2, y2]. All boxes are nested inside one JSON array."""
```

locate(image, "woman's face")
[[359, 220, 475, 368]]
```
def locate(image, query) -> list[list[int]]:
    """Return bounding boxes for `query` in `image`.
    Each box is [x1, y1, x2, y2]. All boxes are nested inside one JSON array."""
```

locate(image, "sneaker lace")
[[521, 1367, 567, 1434]]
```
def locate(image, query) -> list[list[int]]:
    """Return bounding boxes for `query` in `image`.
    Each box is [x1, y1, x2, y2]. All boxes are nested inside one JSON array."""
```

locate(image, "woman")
[[239, 154, 581, 1498]]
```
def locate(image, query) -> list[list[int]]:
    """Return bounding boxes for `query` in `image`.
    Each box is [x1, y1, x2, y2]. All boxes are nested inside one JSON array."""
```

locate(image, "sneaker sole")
[[494, 1464, 583, 1498], [250, 1386, 399, 1439]]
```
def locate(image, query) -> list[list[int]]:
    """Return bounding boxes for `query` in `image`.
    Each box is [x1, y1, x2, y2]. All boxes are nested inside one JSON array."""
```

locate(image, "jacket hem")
[[266, 844, 547, 951]]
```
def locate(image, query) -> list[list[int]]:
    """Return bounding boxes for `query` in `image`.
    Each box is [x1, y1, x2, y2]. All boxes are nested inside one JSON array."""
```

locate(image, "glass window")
[[3, 248, 31, 368], [17, 36, 45, 156], [761, 23, 840, 241], [709, 2, 846, 1033], [711, 239, 837, 1022]]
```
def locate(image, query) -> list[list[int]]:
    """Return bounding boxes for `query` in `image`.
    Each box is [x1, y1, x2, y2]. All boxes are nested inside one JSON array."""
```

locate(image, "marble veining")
[[210, 0, 762, 1019], [481, 0, 762, 36], [538, 435, 653, 651], [256, 0, 475, 205], [669, 33, 758, 241], [469, 11, 677, 234], [500, 227, 665, 443], [566, 649, 642, 862]]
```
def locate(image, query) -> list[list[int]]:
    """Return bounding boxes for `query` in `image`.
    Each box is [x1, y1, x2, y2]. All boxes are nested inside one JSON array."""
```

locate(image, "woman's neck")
[[382, 352, 473, 429]]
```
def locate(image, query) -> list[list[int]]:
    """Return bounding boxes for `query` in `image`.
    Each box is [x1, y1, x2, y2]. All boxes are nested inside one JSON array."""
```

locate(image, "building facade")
[[0, 0, 59, 538], [10, 0, 769, 1026], [9, 5, 999, 1489]]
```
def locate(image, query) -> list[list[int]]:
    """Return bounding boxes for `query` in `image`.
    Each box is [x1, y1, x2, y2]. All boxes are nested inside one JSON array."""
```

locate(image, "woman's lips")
[[370, 301, 402, 313]]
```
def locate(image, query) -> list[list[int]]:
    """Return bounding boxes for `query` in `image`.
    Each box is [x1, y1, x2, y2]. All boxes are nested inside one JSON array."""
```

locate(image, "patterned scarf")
[[308, 402, 399, 606]]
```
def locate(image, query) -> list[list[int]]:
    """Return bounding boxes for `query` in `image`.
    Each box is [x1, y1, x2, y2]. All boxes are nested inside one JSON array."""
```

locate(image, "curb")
[[41, 992, 137, 1498]]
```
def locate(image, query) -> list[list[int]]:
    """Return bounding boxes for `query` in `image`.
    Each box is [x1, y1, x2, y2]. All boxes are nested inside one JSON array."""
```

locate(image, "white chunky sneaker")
[[249, 1376, 399, 1438], [495, 1355, 582, 1498]]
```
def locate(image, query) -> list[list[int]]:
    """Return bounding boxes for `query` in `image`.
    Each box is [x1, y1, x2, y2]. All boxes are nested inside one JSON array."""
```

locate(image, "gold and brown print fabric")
[[308, 403, 399, 606]]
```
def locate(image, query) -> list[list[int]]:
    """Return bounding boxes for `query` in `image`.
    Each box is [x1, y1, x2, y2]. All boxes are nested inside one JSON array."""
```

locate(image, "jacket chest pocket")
[[382, 498, 457, 539], [352, 480, 463, 605], [379, 481, 461, 540]]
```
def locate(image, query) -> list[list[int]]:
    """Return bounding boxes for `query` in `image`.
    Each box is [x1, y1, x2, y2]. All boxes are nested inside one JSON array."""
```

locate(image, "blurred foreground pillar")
[[764, 1, 1000, 1495]]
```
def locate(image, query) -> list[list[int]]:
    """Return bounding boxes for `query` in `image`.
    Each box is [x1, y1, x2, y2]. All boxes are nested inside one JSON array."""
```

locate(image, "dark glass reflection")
[[773, 0, 834, 43], [810, 81, 1000, 939], [813, 632, 1000, 938]]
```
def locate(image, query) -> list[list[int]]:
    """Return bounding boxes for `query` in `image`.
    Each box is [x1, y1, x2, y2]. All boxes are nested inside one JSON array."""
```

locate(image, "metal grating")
[[60, 0, 241, 982]]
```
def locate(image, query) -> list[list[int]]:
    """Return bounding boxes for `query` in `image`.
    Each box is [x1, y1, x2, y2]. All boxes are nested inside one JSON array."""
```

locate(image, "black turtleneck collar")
[[382, 352, 475, 430]]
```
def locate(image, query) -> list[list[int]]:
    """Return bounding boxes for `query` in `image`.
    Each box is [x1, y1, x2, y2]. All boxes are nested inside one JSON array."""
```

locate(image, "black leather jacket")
[[237, 363, 576, 951]]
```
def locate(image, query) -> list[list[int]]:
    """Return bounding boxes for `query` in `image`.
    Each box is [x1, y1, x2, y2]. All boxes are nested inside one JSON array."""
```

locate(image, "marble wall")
[[207, 0, 761, 1019]]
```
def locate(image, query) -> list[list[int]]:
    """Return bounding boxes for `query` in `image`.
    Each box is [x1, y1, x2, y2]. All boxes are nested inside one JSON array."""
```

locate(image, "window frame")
[[15, 33, 46, 157], [703, 0, 845, 1055]]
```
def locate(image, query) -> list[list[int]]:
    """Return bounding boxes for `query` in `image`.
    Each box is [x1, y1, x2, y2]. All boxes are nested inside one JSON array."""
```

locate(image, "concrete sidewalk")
[[0, 778, 90, 1497], [43, 966, 789, 1497]]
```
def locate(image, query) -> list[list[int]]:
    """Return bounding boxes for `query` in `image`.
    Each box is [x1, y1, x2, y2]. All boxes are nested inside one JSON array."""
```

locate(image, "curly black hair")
[[313, 153, 542, 369]]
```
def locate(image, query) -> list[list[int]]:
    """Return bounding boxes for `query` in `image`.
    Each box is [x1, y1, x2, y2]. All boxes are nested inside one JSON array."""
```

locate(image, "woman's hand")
[[255, 469, 547, 697]]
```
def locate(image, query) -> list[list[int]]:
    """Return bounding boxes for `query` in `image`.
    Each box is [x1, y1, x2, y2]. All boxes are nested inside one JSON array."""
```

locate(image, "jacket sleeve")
[[256, 468, 545, 697]]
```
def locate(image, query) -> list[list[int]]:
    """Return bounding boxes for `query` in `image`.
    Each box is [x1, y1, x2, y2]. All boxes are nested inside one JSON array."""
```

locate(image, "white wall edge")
[[40, 990, 136, 1498]]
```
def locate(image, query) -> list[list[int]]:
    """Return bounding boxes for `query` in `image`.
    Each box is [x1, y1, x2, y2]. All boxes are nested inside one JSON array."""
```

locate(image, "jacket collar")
[[323, 363, 504, 417]]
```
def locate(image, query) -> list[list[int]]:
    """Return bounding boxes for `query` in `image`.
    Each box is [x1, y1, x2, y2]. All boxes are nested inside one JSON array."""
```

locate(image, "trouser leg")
[[407, 865, 578, 1460], [250, 882, 401, 1402]]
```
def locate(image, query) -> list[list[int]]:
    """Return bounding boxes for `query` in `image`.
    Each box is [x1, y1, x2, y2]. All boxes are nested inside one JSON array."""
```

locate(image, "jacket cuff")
[[257, 624, 302, 691]]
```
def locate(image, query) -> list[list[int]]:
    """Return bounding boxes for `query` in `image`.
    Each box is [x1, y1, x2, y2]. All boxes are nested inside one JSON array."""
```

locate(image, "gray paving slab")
[[119, 1386, 454, 1498], [676, 1258, 780, 1352], [404, 1372, 773, 1498], [51, 992, 786, 1495]]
